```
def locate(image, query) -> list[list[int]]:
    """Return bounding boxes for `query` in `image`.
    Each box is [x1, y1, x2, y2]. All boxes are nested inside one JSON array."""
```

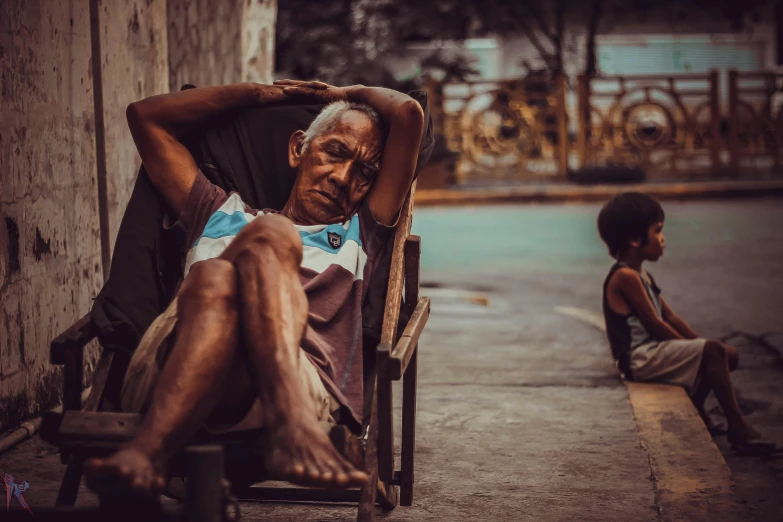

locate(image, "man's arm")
[[660, 296, 699, 339], [612, 268, 684, 341], [275, 80, 425, 225], [347, 87, 424, 225], [127, 84, 291, 217]]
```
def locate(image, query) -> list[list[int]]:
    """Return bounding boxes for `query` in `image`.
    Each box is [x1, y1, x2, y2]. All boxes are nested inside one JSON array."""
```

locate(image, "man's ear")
[[288, 130, 306, 169], [629, 238, 641, 248]]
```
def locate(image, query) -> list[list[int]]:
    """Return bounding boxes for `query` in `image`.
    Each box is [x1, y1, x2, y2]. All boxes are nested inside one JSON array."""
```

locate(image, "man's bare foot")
[[84, 447, 167, 499], [265, 421, 368, 488]]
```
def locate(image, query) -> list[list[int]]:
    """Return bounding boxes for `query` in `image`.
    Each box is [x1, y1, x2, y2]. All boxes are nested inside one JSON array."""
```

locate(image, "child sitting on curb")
[[597, 192, 777, 456]]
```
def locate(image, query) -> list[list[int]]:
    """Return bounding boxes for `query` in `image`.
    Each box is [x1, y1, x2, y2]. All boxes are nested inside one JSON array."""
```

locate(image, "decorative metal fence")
[[426, 75, 569, 184], [728, 71, 783, 177], [576, 72, 721, 180], [426, 70, 783, 186]]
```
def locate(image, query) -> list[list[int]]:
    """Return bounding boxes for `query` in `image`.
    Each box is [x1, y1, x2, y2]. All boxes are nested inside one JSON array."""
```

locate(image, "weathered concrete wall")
[[0, 0, 104, 429], [0, 0, 277, 431], [100, 0, 169, 253], [168, 0, 277, 90], [242, 0, 277, 85], [167, 0, 243, 89]]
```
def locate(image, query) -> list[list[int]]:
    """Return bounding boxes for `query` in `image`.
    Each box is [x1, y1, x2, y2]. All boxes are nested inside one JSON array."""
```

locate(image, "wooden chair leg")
[[357, 380, 379, 522], [56, 458, 83, 506], [376, 480, 399, 511], [185, 445, 226, 522], [400, 234, 421, 506], [399, 348, 418, 506]]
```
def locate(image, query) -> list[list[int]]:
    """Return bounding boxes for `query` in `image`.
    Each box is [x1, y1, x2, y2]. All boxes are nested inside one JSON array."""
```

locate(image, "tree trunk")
[[553, 0, 566, 75], [583, 0, 603, 145], [584, 0, 602, 78]]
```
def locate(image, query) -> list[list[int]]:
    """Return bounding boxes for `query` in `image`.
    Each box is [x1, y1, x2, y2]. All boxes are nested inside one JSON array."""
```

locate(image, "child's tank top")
[[602, 262, 663, 378]]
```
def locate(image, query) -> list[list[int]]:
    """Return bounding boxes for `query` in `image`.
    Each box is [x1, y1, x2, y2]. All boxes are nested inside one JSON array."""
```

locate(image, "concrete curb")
[[417, 179, 783, 206], [626, 382, 750, 522], [554, 306, 750, 521]]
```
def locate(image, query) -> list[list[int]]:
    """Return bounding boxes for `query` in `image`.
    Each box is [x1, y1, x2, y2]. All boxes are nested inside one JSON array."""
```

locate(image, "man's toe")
[[348, 469, 369, 485], [305, 463, 322, 482]]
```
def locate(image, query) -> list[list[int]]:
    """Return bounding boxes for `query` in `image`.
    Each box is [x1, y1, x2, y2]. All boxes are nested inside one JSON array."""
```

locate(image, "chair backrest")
[[91, 89, 434, 368]]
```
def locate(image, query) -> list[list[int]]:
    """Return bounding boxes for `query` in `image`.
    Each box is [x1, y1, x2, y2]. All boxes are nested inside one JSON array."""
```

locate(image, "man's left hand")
[[274, 79, 361, 104]]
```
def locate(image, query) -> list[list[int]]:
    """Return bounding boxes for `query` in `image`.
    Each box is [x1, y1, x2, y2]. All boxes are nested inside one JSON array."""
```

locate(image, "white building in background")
[[388, 0, 779, 85]]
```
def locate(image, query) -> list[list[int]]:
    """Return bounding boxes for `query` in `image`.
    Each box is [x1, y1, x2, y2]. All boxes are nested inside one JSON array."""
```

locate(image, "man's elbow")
[[126, 101, 147, 130], [394, 98, 424, 129]]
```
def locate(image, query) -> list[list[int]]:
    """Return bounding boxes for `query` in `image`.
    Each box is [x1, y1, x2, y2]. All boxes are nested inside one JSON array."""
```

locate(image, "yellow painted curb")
[[627, 382, 749, 521], [554, 306, 751, 521]]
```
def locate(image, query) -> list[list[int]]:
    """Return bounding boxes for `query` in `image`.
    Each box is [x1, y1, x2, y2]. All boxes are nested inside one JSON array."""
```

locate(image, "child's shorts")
[[630, 338, 707, 395]]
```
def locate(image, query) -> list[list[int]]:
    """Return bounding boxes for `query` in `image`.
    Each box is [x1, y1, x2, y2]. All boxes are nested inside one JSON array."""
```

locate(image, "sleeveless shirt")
[[602, 262, 663, 378]]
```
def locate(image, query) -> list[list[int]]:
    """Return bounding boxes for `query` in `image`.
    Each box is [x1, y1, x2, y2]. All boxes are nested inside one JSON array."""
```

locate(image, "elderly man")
[[83, 80, 424, 498]]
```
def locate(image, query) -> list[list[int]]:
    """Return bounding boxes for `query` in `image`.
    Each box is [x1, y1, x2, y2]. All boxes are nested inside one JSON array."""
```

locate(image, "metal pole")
[[186, 445, 226, 522], [89, 0, 112, 280], [728, 70, 740, 177]]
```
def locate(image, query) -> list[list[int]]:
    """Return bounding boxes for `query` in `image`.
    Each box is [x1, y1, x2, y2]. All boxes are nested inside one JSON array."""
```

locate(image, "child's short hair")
[[597, 192, 665, 258]]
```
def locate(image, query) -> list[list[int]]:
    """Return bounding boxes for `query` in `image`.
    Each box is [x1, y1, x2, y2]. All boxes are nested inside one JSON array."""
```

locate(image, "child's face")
[[641, 221, 665, 261]]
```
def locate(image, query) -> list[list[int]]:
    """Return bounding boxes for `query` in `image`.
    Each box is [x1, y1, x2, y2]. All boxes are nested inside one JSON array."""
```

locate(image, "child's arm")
[[612, 268, 683, 341], [660, 297, 699, 339]]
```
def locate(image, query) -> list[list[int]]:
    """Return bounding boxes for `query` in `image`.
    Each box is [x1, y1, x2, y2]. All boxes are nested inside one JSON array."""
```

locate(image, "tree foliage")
[[275, 0, 773, 88]]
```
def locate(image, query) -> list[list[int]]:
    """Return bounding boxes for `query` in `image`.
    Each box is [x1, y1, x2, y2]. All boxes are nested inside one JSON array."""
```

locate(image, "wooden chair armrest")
[[389, 297, 430, 380], [51, 313, 95, 365]]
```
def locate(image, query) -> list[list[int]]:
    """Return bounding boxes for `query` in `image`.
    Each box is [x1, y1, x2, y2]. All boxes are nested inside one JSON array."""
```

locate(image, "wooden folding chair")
[[41, 182, 429, 521]]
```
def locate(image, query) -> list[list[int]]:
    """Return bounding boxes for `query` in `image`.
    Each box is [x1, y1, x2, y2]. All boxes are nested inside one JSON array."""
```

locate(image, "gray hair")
[[301, 101, 383, 153]]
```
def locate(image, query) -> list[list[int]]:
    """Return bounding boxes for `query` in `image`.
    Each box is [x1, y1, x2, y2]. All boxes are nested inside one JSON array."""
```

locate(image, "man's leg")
[[223, 215, 366, 486], [85, 259, 242, 496], [85, 216, 366, 498]]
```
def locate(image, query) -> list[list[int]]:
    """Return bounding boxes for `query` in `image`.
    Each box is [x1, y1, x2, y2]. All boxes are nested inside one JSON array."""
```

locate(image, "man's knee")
[[180, 259, 238, 305], [231, 215, 303, 266]]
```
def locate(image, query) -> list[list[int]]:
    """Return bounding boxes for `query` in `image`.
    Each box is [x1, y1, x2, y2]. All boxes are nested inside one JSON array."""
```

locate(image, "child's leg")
[[725, 344, 739, 372], [690, 378, 715, 428], [699, 341, 759, 443], [692, 342, 738, 431]]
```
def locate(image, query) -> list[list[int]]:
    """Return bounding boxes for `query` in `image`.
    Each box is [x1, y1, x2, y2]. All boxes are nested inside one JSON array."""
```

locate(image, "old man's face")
[[288, 110, 383, 225]]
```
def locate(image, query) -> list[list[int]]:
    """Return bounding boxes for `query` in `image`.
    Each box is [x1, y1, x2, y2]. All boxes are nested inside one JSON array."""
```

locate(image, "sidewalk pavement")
[[0, 274, 753, 521], [417, 179, 783, 206]]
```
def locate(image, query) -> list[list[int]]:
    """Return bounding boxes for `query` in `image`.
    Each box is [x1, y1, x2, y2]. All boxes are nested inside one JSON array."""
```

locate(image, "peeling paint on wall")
[[167, 0, 277, 90], [167, 0, 244, 89], [0, 0, 104, 429], [101, 0, 169, 254], [242, 0, 277, 85]]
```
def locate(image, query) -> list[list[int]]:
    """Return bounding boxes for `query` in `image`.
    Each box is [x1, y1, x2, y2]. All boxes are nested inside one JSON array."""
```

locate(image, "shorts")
[[630, 338, 707, 395], [120, 297, 338, 434]]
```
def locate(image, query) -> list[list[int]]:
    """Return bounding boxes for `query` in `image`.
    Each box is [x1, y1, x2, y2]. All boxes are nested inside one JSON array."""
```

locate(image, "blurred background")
[[277, 0, 783, 189]]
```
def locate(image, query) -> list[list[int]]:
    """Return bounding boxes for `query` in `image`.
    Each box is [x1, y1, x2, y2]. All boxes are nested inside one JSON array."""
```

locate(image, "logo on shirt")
[[327, 232, 342, 249]]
